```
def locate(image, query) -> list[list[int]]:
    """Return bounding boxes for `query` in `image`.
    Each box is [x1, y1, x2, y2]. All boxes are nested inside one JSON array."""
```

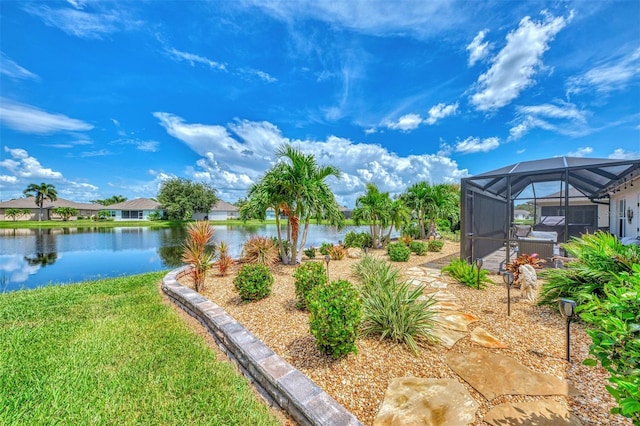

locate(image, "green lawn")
[[0, 272, 280, 426]]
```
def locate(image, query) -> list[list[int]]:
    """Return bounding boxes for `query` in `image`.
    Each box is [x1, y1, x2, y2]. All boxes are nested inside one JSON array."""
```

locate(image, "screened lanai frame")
[[460, 157, 640, 270]]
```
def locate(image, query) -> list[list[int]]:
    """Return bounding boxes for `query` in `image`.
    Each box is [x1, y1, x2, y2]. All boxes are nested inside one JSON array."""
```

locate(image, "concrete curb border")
[[162, 266, 363, 426]]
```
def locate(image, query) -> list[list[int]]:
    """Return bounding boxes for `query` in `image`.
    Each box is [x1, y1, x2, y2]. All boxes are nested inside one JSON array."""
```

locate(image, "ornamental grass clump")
[[181, 220, 215, 292], [308, 279, 362, 359], [442, 258, 491, 289], [293, 261, 327, 310], [355, 257, 439, 355], [233, 264, 273, 301], [328, 244, 346, 260], [241, 236, 279, 266], [387, 242, 411, 262]]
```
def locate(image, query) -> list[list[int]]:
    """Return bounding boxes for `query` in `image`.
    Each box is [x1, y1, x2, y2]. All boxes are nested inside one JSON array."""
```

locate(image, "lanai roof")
[[463, 157, 640, 199]]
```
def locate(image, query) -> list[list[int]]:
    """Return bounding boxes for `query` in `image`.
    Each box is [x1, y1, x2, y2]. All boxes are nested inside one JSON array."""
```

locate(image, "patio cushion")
[[515, 225, 531, 238]]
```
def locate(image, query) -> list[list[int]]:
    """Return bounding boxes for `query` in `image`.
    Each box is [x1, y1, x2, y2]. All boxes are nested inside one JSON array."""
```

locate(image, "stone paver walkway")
[[373, 266, 581, 426]]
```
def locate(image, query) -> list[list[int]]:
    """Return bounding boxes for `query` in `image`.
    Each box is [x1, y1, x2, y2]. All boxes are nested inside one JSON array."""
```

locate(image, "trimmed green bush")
[[343, 231, 373, 249], [427, 240, 444, 252], [409, 240, 428, 255], [308, 280, 362, 359], [442, 258, 491, 289], [293, 261, 327, 310], [319, 242, 332, 256], [303, 246, 316, 258], [387, 242, 411, 262], [233, 264, 274, 301]]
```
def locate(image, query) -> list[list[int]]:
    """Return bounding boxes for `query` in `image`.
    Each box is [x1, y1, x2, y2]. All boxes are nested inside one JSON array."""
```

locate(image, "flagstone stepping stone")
[[434, 312, 480, 332], [429, 280, 448, 288], [432, 300, 463, 311], [431, 326, 468, 349], [484, 399, 582, 425], [429, 290, 458, 301], [446, 349, 575, 401], [374, 377, 478, 426], [470, 327, 509, 349]]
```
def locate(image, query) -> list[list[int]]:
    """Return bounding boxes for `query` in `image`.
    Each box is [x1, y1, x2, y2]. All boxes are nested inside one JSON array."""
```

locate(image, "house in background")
[[603, 168, 639, 240], [192, 200, 239, 221], [0, 197, 102, 221], [513, 209, 531, 221], [104, 198, 163, 221], [532, 187, 609, 234]]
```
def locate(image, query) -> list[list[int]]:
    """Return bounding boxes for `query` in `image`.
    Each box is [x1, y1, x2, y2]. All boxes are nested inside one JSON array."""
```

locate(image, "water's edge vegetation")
[[0, 272, 280, 425]]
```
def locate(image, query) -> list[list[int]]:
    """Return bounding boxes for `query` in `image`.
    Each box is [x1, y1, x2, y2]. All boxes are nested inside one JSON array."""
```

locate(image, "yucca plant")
[[442, 258, 491, 289], [241, 236, 279, 266], [181, 221, 215, 292], [328, 244, 346, 260], [538, 231, 640, 307], [216, 241, 234, 276]]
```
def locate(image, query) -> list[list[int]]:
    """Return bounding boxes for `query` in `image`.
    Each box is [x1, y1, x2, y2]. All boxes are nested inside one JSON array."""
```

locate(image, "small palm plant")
[[181, 221, 215, 292], [216, 241, 234, 277], [442, 258, 492, 289]]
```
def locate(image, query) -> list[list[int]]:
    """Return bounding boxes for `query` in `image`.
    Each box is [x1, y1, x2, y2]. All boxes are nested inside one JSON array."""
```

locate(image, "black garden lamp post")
[[559, 299, 577, 362], [324, 254, 331, 280], [475, 257, 484, 289], [503, 271, 514, 316]]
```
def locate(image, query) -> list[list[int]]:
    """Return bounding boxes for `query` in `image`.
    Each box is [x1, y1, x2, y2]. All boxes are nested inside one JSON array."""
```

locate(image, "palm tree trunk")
[[274, 210, 290, 264], [298, 221, 310, 263]]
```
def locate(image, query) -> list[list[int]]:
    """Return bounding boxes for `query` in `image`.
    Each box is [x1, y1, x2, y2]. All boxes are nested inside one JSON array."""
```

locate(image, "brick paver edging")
[[162, 266, 363, 426]]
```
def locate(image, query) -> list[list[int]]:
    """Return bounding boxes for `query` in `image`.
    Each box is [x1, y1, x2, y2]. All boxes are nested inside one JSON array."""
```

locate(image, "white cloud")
[[23, 4, 140, 39], [509, 101, 590, 140], [155, 113, 469, 206], [164, 48, 226, 71], [608, 148, 640, 160], [0, 147, 64, 180], [455, 136, 500, 154], [470, 11, 572, 112], [425, 102, 458, 125], [466, 30, 491, 66], [0, 98, 93, 134], [0, 52, 39, 80], [567, 47, 640, 95], [566, 147, 593, 157], [386, 113, 423, 131]]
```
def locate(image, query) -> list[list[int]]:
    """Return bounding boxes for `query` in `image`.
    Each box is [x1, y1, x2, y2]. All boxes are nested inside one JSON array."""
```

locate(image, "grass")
[[0, 272, 280, 426]]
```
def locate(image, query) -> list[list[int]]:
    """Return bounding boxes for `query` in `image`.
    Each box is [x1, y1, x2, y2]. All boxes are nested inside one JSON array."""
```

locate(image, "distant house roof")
[[211, 200, 238, 212], [513, 209, 530, 216], [107, 198, 161, 210], [0, 197, 102, 210]]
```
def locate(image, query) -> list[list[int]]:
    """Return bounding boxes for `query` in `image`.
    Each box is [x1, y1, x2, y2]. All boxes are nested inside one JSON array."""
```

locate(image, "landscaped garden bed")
[[179, 239, 632, 425]]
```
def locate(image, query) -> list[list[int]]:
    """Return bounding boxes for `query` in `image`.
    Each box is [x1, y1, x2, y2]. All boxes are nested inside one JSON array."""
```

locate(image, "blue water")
[[0, 224, 369, 292]]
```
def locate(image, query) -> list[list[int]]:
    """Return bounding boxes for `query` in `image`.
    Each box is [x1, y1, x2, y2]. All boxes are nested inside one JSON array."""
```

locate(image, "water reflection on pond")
[[0, 224, 369, 292]]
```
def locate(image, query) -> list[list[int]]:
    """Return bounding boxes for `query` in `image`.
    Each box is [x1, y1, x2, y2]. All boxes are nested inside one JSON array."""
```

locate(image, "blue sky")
[[1, 1, 639, 207]]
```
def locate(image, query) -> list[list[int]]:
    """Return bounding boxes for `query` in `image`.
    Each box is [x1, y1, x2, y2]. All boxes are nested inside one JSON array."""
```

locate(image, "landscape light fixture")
[[559, 299, 577, 362], [363, 246, 369, 254], [503, 272, 514, 316], [324, 254, 331, 280], [475, 258, 484, 289]]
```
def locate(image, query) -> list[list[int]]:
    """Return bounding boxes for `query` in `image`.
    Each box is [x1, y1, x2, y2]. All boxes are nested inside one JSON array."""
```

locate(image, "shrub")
[[442, 258, 491, 289], [538, 232, 639, 307], [303, 246, 316, 259], [233, 264, 273, 301], [293, 262, 327, 310], [387, 242, 411, 262], [241, 236, 279, 266], [401, 223, 420, 239], [319, 242, 332, 256], [427, 240, 444, 252], [181, 221, 215, 292], [505, 253, 544, 282], [579, 267, 640, 422], [328, 244, 346, 260], [308, 280, 362, 359], [409, 241, 428, 255], [343, 231, 373, 249]]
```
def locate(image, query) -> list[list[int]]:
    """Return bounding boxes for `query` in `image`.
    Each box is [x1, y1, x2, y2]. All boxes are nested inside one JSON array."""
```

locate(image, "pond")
[[0, 224, 371, 292]]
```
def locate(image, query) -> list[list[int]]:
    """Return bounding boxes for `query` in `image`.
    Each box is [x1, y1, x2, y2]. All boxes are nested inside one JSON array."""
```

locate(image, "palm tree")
[[401, 182, 431, 239], [23, 182, 58, 221], [244, 144, 342, 265], [383, 198, 411, 245], [352, 183, 392, 248], [424, 183, 460, 238]]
